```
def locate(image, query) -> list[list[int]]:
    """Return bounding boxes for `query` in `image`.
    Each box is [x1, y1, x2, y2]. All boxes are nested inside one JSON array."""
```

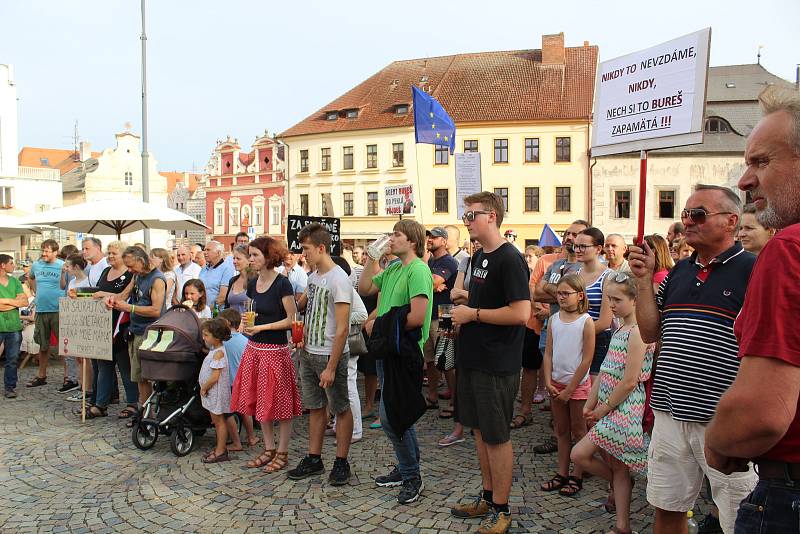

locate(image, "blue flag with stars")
[[412, 85, 456, 154]]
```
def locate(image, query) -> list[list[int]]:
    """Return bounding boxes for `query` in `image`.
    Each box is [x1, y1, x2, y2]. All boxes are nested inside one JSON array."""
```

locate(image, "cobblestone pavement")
[[0, 363, 710, 533]]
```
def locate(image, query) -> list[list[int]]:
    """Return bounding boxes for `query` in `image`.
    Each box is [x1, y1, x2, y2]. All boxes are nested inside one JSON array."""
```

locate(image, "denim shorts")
[[735, 479, 800, 533], [299, 349, 350, 414]]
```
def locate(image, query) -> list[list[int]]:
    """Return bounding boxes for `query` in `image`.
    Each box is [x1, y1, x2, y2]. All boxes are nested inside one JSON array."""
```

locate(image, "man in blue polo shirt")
[[199, 240, 234, 310], [27, 239, 64, 388], [629, 184, 757, 534]]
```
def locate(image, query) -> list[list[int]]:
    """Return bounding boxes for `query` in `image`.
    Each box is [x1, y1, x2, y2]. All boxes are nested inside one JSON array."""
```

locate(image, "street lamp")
[[140, 0, 151, 248]]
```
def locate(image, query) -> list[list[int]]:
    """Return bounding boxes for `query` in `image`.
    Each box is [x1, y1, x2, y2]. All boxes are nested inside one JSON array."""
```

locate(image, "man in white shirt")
[[277, 252, 308, 302], [174, 245, 201, 305], [82, 237, 109, 286]]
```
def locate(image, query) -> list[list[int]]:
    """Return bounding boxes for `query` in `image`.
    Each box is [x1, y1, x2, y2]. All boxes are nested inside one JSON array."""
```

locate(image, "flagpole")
[[414, 141, 424, 226]]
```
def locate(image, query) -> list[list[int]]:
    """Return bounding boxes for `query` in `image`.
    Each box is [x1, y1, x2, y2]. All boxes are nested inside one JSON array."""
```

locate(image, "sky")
[[2, 0, 798, 172]]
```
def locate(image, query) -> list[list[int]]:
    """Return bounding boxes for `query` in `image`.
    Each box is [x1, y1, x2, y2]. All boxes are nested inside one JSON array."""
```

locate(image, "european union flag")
[[412, 85, 456, 154]]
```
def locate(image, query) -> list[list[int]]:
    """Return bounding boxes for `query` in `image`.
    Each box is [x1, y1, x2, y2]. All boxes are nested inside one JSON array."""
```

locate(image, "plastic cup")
[[244, 311, 256, 328], [367, 234, 391, 260], [291, 320, 304, 344]]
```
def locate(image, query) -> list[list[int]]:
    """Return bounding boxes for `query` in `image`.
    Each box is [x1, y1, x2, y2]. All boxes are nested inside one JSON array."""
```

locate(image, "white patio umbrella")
[[0, 215, 41, 235], [20, 199, 208, 239]]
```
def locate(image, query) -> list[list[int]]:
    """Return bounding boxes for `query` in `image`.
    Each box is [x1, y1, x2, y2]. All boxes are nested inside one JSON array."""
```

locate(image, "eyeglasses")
[[462, 210, 493, 223], [611, 271, 630, 283], [574, 243, 598, 252], [556, 291, 579, 298], [680, 208, 734, 224]]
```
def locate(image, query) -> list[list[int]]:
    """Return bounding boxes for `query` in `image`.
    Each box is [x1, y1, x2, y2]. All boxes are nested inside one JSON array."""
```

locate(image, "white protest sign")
[[591, 28, 711, 156], [58, 297, 113, 361], [455, 152, 482, 219], [384, 184, 414, 216]]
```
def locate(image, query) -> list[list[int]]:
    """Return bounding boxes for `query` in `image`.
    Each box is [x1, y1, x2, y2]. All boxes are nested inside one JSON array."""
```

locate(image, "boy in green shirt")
[[0, 254, 28, 398]]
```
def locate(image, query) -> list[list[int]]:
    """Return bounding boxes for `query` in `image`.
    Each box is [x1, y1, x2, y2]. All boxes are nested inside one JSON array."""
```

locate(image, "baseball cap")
[[426, 227, 448, 239], [504, 229, 517, 237]]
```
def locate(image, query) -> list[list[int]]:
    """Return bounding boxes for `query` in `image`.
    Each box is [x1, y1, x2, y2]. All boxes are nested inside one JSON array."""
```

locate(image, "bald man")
[[174, 245, 201, 305]]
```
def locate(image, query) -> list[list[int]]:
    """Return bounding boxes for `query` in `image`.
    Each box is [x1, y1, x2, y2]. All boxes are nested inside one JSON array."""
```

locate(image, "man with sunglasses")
[[448, 192, 530, 534], [628, 184, 756, 534], [705, 87, 800, 534]]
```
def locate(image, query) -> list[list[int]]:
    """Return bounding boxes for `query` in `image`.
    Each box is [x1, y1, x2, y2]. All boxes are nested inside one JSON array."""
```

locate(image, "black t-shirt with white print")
[[457, 242, 530, 376]]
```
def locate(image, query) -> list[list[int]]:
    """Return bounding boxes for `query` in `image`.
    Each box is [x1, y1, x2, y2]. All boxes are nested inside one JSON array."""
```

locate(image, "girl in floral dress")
[[570, 272, 654, 534]]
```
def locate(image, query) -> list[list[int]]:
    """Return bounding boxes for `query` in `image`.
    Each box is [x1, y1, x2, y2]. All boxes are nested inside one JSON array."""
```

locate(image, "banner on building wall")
[[287, 215, 341, 256], [455, 152, 482, 220], [384, 184, 414, 216], [591, 28, 711, 156], [58, 297, 113, 361]]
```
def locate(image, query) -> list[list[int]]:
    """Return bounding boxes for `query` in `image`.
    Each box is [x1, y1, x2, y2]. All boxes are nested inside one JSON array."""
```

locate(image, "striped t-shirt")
[[651, 242, 755, 423]]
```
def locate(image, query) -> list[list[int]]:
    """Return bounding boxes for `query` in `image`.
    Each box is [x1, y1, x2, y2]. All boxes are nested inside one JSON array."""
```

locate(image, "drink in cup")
[[367, 234, 391, 261], [243, 311, 256, 328], [438, 304, 453, 330], [291, 319, 304, 344]]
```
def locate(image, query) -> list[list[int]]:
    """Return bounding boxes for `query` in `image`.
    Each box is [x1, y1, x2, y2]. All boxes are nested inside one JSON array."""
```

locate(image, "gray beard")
[[759, 180, 800, 229]]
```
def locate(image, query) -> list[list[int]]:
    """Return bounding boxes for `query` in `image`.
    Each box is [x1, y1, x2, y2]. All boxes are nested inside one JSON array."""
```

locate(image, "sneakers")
[[287, 456, 325, 480], [4, 388, 16, 399], [438, 433, 465, 447], [697, 514, 723, 534], [58, 380, 80, 393], [478, 510, 512, 534], [328, 458, 351, 486], [451, 493, 491, 518], [397, 477, 424, 504], [66, 391, 85, 402], [26, 376, 47, 388], [374, 466, 403, 487], [533, 437, 558, 454]]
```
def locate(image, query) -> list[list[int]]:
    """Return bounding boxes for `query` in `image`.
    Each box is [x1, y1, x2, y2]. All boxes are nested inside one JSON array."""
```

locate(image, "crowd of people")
[[1, 87, 799, 534]]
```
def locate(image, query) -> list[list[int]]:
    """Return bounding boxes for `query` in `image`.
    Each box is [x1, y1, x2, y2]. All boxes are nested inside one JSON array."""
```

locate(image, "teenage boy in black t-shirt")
[[448, 191, 530, 534]]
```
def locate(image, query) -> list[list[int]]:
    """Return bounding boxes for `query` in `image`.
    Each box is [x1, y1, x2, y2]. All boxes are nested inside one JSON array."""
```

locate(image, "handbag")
[[347, 323, 367, 356], [434, 330, 456, 371]]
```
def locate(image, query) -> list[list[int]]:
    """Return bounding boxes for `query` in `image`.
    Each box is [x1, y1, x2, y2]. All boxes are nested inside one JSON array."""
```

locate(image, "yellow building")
[[279, 33, 598, 247]]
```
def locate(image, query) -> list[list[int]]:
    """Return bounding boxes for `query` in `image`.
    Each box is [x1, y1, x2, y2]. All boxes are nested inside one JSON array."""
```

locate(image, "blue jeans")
[[93, 336, 136, 407], [376, 359, 420, 481], [1, 331, 22, 390], [736, 479, 800, 533]]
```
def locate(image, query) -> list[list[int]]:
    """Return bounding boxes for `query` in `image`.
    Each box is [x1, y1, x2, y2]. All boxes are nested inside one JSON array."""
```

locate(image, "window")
[[434, 189, 449, 213], [555, 187, 571, 212], [493, 188, 509, 212], [321, 194, 329, 216], [525, 138, 540, 163], [615, 190, 632, 218], [40, 157, 49, 166], [0, 187, 13, 209], [300, 194, 309, 216], [705, 117, 731, 133], [325, 111, 338, 121], [366, 144, 377, 169], [556, 137, 571, 162], [345, 109, 359, 119], [320, 148, 331, 171], [367, 191, 378, 215], [343, 192, 354, 216], [435, 145, 449, 165], [230, 206, 240, 226], [254, 205, 263, 226], [300, 150, 309, 172], [659, 190, 676, 219], [464, 140, 478, 153], [215, 207, 224, 226], [124, 171, 133, 186], [394, 104, 409, 115], [392, 143, 404, 167], [343, 146, 354, 170], [524, 187, 540, 212], [270, 205, 280, 226], [494, 139, 508, 163]]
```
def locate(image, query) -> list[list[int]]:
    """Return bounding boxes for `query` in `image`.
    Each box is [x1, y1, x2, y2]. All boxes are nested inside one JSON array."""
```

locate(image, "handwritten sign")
[[455, 153, 482, 219], [384, 184, 414, 216], [287, 215, 341, 256], [591, 28, 711, 156], [58, 298, 113, 361]]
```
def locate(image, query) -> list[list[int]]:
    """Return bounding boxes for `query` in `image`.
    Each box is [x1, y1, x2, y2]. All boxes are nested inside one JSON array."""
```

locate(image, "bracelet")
[[475, 308, 481, 323], [130, 304, 136, 316]]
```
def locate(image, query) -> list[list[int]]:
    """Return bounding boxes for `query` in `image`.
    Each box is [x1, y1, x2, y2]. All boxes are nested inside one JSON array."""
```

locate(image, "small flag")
[[412, 86, 456, 154], [538, 224, 562, 247]]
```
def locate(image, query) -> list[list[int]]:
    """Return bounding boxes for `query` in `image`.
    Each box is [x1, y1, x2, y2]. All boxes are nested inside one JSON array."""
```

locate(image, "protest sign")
[[58, 297, 112, 361], [384, 184, 414, 216], [287, 215, 341, 256], [591, 28, 711, 156], [455, 152, 482, 219]]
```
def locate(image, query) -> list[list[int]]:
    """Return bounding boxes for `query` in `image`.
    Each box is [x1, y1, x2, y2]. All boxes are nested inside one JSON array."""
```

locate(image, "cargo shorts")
[[298, 348, 350, 415]]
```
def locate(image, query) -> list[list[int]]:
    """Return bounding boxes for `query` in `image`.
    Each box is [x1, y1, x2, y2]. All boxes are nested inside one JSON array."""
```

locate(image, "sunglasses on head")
[[462, 210, 493, 223], [611, 271, 630, 283], [680, 208, 734, 224]]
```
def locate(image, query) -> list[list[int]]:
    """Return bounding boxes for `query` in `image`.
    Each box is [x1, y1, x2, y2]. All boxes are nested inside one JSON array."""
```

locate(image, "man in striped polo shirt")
[[629, 184, 757, 534]]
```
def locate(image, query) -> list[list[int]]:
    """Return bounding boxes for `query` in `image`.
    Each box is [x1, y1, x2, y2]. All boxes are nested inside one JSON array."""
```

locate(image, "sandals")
[[85, 405, 107, 419], [202, 450, 230, 464], [247, 449, 276, 469], [118, 405, 138, 419], [510, 413, 532, 429], [425, 398, 438, 410], [559, 476, 583, 497], [541, 473, 569, 492], [438, 408, 454, 419], [262, 451, 288, 473]]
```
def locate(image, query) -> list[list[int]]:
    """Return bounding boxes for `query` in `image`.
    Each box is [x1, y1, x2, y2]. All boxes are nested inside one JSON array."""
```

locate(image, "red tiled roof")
[[18, 147, 101, 175], [160, 171, 202, 194], [279, 44, 598, 138]]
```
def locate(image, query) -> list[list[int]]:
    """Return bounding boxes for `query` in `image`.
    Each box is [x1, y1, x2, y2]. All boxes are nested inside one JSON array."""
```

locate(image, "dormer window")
[[345, 109, 359, 119], [705, 117, 731, 133], [394, 104, 409, 115], [325, 111, 338, 121], [40, 158, 49, 166]]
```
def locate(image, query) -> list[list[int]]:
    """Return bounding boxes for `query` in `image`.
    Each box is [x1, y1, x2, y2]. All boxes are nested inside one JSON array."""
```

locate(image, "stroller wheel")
[[170, 424, 194, 457], [132, 421, 159, 450]]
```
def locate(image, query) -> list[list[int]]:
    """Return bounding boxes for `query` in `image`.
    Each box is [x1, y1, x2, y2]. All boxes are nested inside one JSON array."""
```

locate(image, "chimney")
[[79, 141, 91, 161], [542, 32, 566, 65]]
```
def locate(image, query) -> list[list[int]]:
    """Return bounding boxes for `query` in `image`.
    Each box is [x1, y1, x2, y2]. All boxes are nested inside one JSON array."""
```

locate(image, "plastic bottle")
[[687, 511, 698, 534]]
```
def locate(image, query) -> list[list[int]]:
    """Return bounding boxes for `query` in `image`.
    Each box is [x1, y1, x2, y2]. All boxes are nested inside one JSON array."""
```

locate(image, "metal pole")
[[636, 149, 648, 245], [140, 0, 151, 248]]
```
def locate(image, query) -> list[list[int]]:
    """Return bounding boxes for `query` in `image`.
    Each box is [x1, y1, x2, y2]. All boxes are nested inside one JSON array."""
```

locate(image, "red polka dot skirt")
[[230, 341, 302, 422]]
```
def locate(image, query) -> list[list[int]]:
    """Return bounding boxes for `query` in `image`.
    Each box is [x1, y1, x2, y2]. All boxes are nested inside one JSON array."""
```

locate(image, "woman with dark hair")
[[230, 237, 301, 474], [575, 228, 614, 376], [225, 245, 253, 314]]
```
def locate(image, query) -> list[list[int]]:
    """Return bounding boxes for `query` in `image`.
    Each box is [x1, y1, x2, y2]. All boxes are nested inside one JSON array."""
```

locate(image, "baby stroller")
[[132, 305, 235, 456]]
